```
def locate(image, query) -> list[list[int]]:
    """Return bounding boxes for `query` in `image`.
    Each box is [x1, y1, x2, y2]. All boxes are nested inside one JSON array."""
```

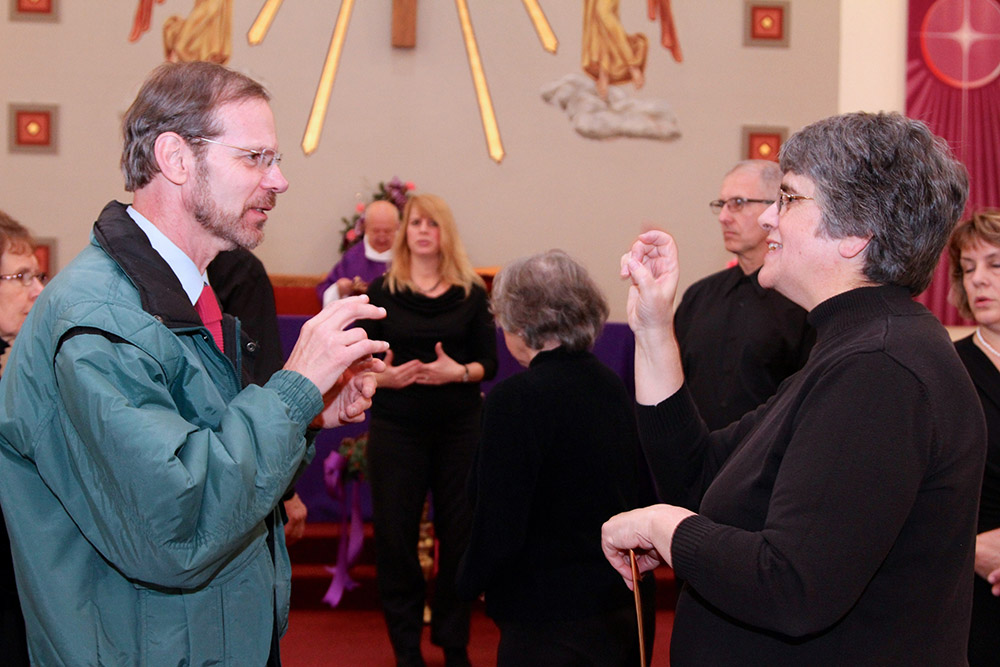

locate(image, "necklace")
[[976, 327, 1000, 358], [415, 277, 443, 295]]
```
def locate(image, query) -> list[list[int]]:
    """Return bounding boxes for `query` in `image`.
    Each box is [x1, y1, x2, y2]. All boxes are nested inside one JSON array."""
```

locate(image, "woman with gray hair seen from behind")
[[458, 249, 656, 666]]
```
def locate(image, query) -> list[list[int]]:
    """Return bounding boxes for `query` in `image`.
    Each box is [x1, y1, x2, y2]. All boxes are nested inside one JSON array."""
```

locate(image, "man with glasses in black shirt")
[[672, 160, 814, 430]]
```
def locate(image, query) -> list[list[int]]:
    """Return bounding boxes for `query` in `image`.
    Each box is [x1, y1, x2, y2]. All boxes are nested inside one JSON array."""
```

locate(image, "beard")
[[191, 161, 275, 251]]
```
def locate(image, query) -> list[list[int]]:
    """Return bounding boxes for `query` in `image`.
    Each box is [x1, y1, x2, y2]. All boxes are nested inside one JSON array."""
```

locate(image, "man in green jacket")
[[0, 62, 388, 665]]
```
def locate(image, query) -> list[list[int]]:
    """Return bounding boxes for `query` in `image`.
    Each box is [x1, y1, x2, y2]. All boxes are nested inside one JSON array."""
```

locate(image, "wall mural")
[[117, 2, 796, 161], [542, 0, 683, 141]]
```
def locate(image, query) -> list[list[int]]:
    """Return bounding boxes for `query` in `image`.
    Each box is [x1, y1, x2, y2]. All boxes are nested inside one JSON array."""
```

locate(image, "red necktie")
[[194, 283, 225, 352]]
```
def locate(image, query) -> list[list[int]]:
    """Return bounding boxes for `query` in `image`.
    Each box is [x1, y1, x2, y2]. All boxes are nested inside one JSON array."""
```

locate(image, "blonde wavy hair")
[[385, 193, 483, 296]]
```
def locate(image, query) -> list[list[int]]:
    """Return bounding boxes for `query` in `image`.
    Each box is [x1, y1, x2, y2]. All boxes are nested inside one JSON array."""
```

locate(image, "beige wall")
[[2, 1, 859, 320], [838, 0, 907, 114]]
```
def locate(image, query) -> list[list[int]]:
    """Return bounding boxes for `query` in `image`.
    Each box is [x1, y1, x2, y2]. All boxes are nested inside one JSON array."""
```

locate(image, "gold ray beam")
[[454, 0, 504, 163], [302, 0, 356, 155], [521, 0, 558, 53], [248, 0, 284, 46]]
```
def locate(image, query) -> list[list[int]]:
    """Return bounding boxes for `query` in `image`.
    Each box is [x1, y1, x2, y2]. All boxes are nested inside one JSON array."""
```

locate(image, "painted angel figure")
[[649, 0, 682, 62], [128, 0, 233, 65], [582, 0, 682, 100]]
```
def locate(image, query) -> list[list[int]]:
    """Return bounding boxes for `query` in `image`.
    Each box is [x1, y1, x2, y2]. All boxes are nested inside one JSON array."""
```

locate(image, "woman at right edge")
[[602, 112, 985, 665], [947, 210, 1000, 666]]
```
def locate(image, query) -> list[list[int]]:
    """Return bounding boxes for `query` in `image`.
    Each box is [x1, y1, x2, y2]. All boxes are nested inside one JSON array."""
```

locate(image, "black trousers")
[[367, 410, 479, 658], [969, 573, 1000, 666], [496, 604, 654, 667]]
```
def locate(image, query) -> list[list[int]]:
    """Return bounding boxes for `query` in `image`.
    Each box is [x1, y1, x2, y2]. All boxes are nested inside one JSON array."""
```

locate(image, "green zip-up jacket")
[[0, 201, 319, 665]]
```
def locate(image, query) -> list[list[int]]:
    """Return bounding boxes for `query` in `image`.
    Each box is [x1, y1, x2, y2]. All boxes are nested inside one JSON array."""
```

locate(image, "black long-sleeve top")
[[640, 285, 985, 666], [359, 275, 497, 427], [457, 347, 655, 621], [955, 336, 1000, 535], [673, 266, 814, 430]]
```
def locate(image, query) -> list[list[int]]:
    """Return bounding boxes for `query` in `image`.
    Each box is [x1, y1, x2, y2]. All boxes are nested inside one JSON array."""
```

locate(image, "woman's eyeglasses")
[[0, 270, 47, 287], [776, 188, 814, 215]]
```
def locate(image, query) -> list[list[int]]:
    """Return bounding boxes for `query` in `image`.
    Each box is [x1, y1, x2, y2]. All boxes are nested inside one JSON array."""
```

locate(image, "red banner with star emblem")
[[907, 0, 1000, 324]]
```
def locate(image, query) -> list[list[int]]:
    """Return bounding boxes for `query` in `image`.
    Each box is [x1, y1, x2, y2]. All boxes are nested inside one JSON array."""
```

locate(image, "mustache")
[[246, 191, 277, 212]]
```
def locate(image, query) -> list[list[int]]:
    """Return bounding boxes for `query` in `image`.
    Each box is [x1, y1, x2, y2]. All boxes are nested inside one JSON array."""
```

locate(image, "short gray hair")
[[780, 112, 968, 295], [726, 159, 782, 194], [491, 249, 609, 351], [121, 62, 270, 192]]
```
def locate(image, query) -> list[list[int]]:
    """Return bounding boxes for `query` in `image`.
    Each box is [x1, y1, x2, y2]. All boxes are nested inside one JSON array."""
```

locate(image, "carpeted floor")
[[281, 606, 499, 666], [280, 522, 675, 666], [280, 598, 675, 666]]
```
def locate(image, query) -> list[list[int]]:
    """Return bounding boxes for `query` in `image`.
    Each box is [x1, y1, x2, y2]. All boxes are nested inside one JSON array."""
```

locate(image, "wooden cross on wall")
[[247, 0, 556, 160], [392, 0, 416, 48]]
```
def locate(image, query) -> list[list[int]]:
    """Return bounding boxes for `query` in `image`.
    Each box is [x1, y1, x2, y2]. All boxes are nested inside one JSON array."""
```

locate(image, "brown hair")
[[947, 210, 1000, 319], [121, 61, 269, 191], [0, 209, 35, 259]]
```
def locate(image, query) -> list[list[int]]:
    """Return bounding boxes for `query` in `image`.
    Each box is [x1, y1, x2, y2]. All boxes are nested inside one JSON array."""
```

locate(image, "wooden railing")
[[269, 268, 501, 316]]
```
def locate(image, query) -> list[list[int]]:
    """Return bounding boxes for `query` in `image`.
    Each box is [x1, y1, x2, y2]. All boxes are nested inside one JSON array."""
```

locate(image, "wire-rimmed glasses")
[[192, 137, 282, 172], [776, 188, 814, 215]]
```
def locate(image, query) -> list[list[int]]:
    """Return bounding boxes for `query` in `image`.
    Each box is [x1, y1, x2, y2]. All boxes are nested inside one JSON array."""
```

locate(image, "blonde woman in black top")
[[360, 193, 497, 667]]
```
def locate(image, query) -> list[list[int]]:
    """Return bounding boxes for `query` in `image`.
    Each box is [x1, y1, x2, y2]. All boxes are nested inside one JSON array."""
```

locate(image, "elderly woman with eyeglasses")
[[604, 112, 983, 665], [0, 211, 45, 360], [0, 209, 44, 667], [457, 249, 655, 666], [947, 210, 1000, 666]]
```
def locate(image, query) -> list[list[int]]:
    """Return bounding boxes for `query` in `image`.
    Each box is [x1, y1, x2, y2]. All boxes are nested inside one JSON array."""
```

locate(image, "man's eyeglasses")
[[709, 197, 774, 214], [0, 270, 47, 287], [192, 137, 283, 172], [776, 188, 814, 215]]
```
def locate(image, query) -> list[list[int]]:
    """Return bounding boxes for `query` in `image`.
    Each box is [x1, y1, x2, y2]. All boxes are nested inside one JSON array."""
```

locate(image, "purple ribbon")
[[322, 450, 365, 608]]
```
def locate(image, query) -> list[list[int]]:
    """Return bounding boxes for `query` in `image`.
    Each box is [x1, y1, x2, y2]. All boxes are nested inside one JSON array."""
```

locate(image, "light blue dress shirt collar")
[[126, 206, 208, 306]]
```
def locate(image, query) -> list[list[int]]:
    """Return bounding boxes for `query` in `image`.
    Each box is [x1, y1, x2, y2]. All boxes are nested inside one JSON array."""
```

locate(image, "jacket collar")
[[92, 201, 203, 330]]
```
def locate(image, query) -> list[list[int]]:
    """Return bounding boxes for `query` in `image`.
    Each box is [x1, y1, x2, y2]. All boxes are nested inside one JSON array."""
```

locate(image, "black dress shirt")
[[673, 265, 814, 430]]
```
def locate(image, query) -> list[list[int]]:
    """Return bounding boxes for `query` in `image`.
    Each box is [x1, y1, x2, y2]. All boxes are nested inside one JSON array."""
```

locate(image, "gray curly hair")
[[491, 249, 609, 352], [780, 112, 968, 295]]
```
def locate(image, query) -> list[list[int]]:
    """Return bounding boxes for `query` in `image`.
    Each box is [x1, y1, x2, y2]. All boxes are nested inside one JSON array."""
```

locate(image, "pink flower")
[[405, 182, 416, 191], [355, 202, 365, 213], [346, 229, 358, 242]]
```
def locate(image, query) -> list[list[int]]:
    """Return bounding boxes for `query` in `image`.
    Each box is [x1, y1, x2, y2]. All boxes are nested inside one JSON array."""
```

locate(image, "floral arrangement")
[[339, 177, 415, 252], [337, 432, 369, 482]]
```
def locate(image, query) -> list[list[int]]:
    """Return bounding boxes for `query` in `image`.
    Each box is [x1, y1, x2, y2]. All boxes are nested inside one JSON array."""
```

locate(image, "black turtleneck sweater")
[[640, 285, 986, 666], [456, 347, 655, 622]]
